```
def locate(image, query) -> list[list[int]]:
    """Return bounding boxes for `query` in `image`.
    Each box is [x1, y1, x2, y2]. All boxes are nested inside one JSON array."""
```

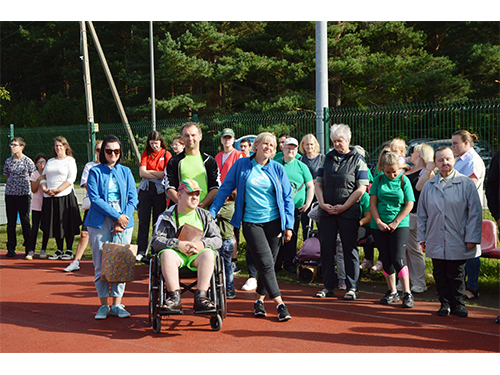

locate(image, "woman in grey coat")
[[417, 146, 482, 318]]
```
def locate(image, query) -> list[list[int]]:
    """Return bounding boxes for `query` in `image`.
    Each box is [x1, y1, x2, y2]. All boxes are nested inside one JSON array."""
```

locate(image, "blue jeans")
[[218, 238, 235, 295], [88, 201, 133, 299]]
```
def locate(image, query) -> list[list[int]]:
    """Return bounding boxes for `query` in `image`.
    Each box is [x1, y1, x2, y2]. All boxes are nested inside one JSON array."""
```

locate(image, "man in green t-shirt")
[[152, 179, 222, 313], [165, 122, 220, 209]]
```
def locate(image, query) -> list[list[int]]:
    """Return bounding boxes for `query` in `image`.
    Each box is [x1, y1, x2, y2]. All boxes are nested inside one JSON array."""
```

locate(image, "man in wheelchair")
[[151, 179, 223, 312]]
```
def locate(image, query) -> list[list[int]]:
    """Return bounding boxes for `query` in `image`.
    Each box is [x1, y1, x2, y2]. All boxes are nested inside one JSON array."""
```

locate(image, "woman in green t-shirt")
[[369, 152, 415, 308]]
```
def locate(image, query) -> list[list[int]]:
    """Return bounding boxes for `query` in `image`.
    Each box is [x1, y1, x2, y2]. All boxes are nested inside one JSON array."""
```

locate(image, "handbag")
[[82, 196, 91, 210], [174, 207, 204, 242], [101, 233, 138, 283]]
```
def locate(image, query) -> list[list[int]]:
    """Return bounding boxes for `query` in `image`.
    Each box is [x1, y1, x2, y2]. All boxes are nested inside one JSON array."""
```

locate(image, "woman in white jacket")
[[417, 146, 482, 318]]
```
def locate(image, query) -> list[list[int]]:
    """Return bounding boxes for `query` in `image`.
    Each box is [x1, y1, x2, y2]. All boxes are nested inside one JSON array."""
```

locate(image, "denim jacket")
[[84, 163, 138, 229], [209, 155, 295, 231]]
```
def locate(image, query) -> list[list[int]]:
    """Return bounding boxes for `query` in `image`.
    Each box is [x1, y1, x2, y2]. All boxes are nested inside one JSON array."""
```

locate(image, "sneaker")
[[95, 305, 111, 320], [402, 292, 414, 308], [25, 251, 35, 260], [227, 291, 236, 299], [277, 304, 291, 322], [371, 260, 383, 272], [231, 262, 241, 275], [136, 254, 143, 262], [60, 250, 74, 260], [338, 280, 347, 290], [359, 258, 373, 270], [241, 277, 257, 291], [453, 305, 468, 317], [396, 281, 403, 292], [39, 250, 47, 259], [380, 290, 400, 305], [111, 304, 131, 318], [437, 304, 451, 316], [254, 300, 266, 317], [48, 250, 63, 260], [64, 260, 80, 272], [411, 285, 428, 294], [6, 251, 16, 258]]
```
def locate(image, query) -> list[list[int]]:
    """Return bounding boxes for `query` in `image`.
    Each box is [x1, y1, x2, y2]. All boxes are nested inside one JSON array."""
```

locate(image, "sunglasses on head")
[[104, 149, 121, 155]]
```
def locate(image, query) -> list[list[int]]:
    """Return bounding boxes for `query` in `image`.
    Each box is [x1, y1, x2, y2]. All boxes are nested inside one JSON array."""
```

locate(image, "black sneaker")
[[254, 300, 266, 317], [277, 304, 291, 322], [402, 292, 414, 308], [380, 290, 400, 305], [227, 291, 236, 299], [437, 305, 451, 316], [453, 305, 469, 317]]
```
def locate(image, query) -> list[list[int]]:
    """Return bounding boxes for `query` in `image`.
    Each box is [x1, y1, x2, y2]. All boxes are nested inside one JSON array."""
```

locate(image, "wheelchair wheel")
[[152, 316, 162, 334], [210, 314, 222, 331]]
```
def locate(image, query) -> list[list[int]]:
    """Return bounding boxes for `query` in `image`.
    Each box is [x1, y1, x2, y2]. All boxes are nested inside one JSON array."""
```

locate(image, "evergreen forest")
[[1, 21, 499, 128]]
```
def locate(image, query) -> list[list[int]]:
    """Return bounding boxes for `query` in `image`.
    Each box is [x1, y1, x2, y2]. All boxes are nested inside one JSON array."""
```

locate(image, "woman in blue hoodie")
[[85, 135, 138, 320], [210, 132, 295, 322]]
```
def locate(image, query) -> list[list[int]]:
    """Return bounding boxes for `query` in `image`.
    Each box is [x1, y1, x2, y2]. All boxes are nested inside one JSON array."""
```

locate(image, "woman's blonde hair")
[[252, 132, 277, 159], [299, 134, 320, 154], [390, 138, 407, 156], [381, 152, 400, 169], [376, 143, 391, 172], [414, 143, 434, 164]]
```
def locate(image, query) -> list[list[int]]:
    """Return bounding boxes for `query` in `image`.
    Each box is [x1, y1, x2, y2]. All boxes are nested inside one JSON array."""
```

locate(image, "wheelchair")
[[148, 243, 227, 333]]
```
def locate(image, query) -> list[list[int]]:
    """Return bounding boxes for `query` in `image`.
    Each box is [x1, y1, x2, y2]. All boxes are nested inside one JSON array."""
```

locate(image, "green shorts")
[[158, 248, 216, 271]]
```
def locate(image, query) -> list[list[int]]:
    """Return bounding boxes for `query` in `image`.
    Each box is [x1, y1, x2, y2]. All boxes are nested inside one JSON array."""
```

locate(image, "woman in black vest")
[[314, 124, 369, 300]]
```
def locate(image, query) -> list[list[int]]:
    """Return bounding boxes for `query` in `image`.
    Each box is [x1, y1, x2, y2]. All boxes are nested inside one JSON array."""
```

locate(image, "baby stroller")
[[293, 202, 321, 283], [148, 237, 227, 333]]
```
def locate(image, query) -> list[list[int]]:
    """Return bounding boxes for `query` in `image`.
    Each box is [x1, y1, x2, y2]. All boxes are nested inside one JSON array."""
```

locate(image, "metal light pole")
[[315, 21, 328, 154], [150, 21, 156, 131]]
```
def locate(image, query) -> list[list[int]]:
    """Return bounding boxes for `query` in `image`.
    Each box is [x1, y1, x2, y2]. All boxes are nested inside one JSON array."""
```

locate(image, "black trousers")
[[318, 215, 360, 291], [242, 218, 282, 299], [5, 194, 31, 254], [432, 258, 467, 309], [137, 187, 166, 256]]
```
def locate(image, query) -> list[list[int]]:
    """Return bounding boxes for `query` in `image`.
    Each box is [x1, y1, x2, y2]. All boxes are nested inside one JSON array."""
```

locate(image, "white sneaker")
[[411, 285, 428, 293], [136, 254, 143, 262], [25, 251, 35, 260], [359, 258, 373, 270], [338, 280, 347, 290], [371, 260, 383, 272], [241, 277, 257, 291], [39, 250, 47, 259], [64, 260, 80, 272]]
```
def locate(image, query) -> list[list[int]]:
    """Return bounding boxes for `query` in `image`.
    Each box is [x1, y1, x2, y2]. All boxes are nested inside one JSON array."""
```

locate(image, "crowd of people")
[[3, 123, 498, 322]]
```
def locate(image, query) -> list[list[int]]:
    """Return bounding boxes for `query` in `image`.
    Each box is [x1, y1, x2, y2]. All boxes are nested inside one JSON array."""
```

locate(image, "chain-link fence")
[[2, 98, 499, 185]]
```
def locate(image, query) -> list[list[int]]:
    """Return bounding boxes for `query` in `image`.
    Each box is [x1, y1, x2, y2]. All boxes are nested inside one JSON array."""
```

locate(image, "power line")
[[1, 22, 35, 42]]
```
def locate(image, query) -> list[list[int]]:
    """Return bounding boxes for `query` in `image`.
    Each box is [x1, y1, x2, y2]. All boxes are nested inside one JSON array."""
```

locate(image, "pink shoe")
[[359, 258, 373, 270], [371, 260, 383, 272]]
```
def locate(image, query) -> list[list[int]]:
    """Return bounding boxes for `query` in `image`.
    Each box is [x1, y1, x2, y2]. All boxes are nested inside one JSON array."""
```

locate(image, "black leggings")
[[371, 227, 409, 276], [242, 218, 282, 299], [30, 210, 49, 251]]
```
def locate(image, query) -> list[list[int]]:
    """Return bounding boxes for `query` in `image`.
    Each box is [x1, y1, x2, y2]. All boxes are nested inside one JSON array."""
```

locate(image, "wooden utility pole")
[[80, 22, 96, 161], [86, 21, 141, 163]]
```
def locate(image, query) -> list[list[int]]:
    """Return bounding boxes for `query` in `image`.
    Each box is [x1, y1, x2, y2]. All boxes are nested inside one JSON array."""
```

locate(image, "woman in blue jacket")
[[85, 135, 139, 320], [210, 132, 295, 322]]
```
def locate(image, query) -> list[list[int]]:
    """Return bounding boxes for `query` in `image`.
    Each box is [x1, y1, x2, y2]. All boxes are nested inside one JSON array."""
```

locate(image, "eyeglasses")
[[36, 160, 47, 165], [10, 143, 20, 147], [105, 149, 121, 155], [95, 148, 101, 152]]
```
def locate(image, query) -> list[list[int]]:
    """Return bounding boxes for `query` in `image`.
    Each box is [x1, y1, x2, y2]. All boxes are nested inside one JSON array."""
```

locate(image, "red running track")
[[1, 255, 499, 354]]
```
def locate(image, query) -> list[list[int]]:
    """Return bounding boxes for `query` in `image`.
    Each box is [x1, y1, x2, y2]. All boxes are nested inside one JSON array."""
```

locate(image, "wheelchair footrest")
[[159, 307, 184, 315], [193, 308, 217, 315]]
